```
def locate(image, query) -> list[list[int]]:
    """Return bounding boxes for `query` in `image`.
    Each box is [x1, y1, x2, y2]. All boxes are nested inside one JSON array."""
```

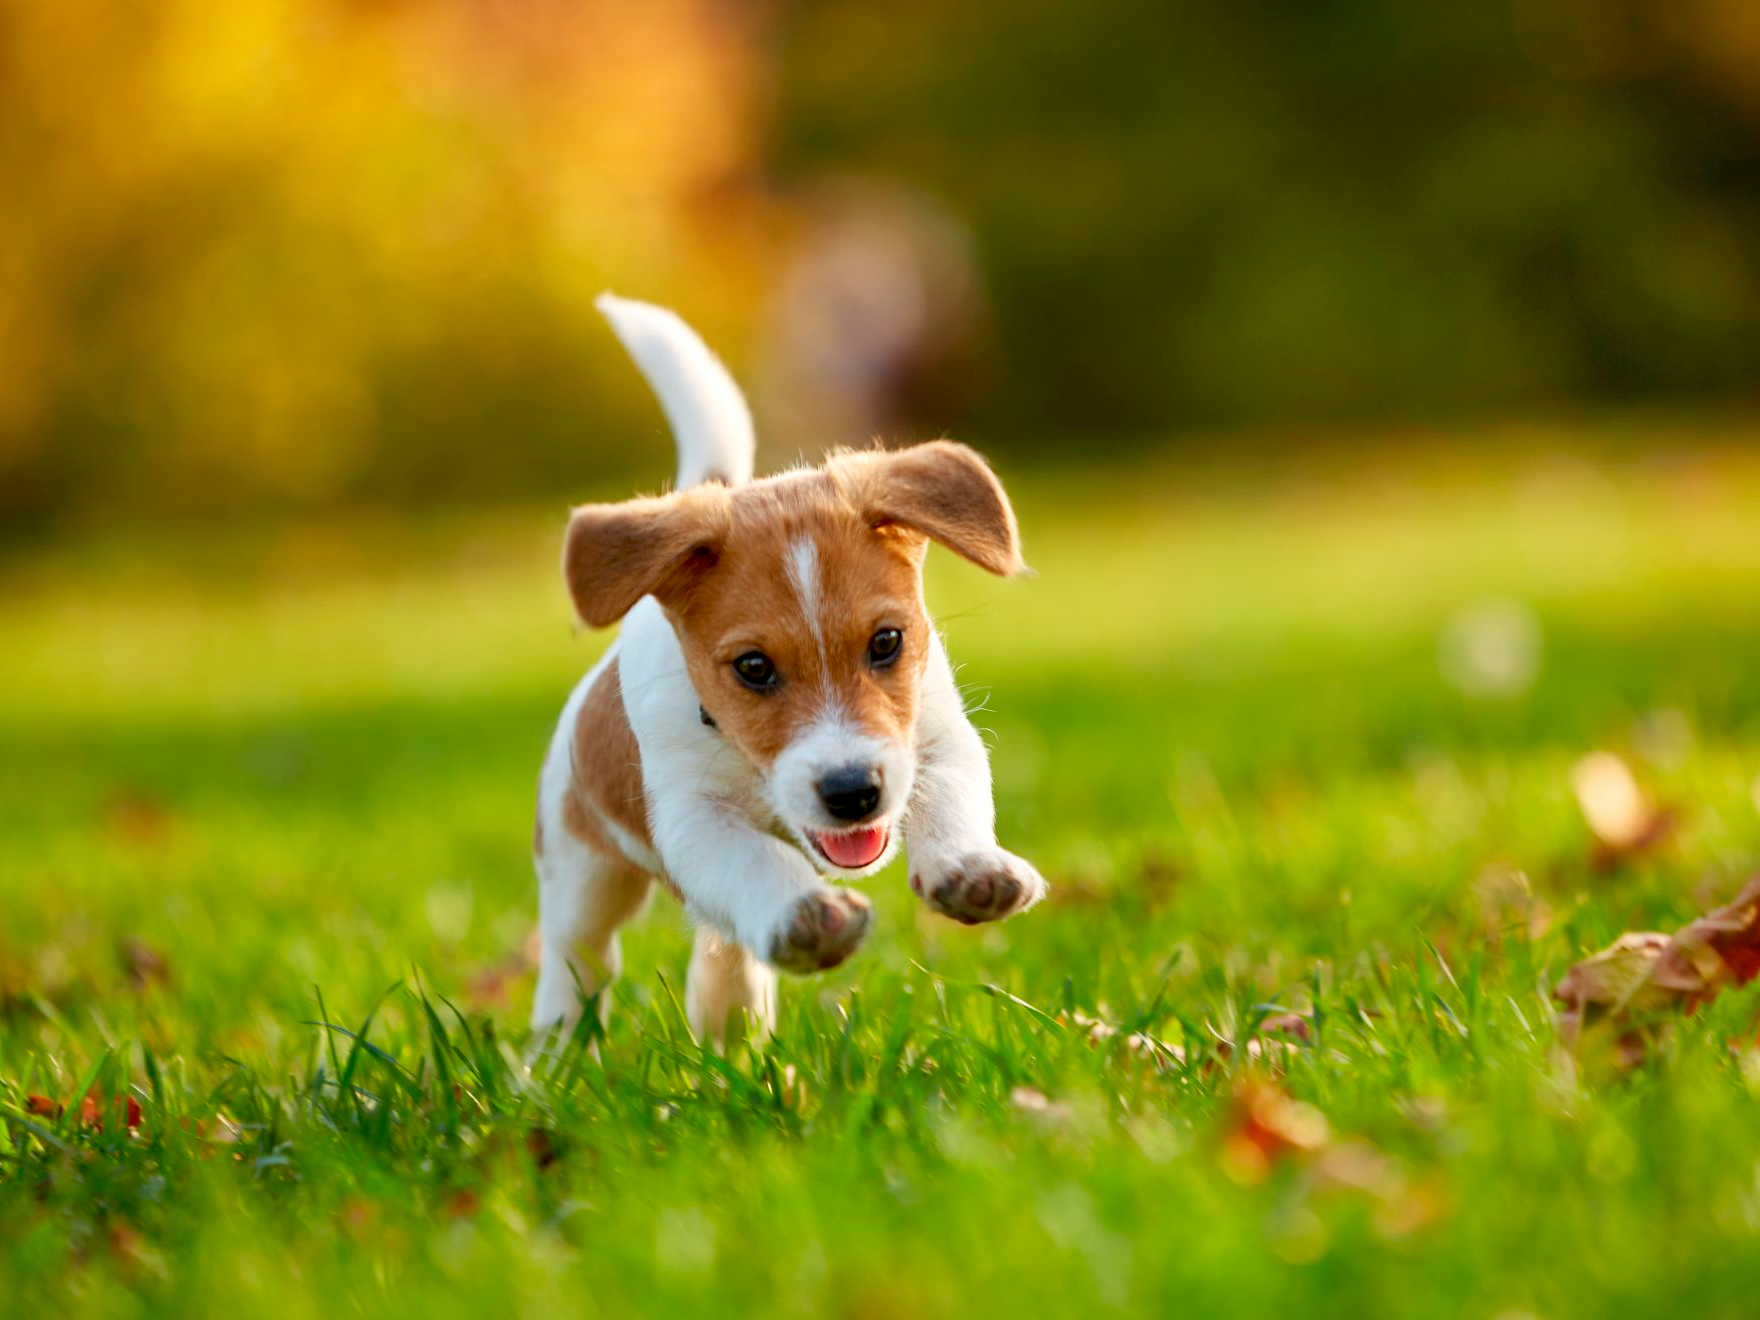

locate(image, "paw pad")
[[914, 849, 1046, 926], [771, 888, 873, 973]]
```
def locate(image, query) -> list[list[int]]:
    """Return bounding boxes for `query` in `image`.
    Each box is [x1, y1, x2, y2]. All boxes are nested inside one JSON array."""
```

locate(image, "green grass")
[[7, 436, 1760, 1317]]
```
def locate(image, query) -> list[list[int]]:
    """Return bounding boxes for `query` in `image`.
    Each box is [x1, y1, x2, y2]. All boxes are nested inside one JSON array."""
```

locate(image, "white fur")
[[766, 711, 913, 871], [532, 645, 655, 1034], [786, 536, 826, 659], [686, 926, 777, 1045], [619, 597, 832, 955], [903, 632, 999, 862], [596, 294, 755, 489], [903, 632, 1049, 912]]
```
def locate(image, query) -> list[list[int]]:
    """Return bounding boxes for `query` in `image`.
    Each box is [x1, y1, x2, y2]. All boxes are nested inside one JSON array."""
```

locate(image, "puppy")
[[530, 295, 1046, 1045]]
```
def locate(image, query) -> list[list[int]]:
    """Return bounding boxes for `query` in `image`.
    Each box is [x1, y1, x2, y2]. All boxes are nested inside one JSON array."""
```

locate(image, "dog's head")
[[563, 441, 1023, 875]]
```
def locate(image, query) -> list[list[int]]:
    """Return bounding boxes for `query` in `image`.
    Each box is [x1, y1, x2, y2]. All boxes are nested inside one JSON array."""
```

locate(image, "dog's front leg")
[[905, 633, 1048, 924], [650, 789, 873, 976]]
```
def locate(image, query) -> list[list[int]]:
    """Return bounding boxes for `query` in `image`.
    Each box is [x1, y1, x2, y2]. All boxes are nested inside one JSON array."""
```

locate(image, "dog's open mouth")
[[809, 825, 890, 870]]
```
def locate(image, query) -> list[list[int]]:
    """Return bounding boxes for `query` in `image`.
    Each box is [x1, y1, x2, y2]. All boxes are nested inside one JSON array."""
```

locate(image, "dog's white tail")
[[596, 293, 755, 489]]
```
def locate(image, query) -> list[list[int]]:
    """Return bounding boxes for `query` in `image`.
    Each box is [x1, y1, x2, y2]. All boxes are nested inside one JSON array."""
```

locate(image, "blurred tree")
[[771, 0, 1760, 440], [0, 0, 776, 529], [3, 0, 1759, 530]]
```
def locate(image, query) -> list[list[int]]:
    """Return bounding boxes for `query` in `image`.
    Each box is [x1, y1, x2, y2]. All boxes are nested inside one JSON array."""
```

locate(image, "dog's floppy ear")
[[562, 486, 732, 627], [839, 440, 1025, 576]]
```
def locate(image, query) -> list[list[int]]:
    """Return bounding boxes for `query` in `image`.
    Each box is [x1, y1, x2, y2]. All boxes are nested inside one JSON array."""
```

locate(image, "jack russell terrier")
[[530, 295, 1047, 1045]]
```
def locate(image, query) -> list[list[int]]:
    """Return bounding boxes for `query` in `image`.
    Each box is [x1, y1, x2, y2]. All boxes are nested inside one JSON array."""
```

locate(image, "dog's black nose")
[[817, 765, 882, 822]]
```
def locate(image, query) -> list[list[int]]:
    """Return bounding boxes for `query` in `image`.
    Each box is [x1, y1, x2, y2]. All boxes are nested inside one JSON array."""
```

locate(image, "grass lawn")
[[7, 431, 1760, 1317]]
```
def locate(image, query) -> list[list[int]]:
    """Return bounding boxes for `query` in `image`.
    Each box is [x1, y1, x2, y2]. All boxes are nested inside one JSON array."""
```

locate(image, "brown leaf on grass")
[[1221, 1080, 1330, 1183], [1258, 1011, 1313, 1043], [21, 1091, 142, 1132], [76, 1091, 144, 1133], [1554, 874, 1760, 1053], [1218, 1085, 1440, 1234], [119, 938, 171, 991], [1572, 752, 1678, 871]]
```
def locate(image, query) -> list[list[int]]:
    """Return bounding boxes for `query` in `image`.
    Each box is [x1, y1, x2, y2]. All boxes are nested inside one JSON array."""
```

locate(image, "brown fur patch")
[[830, 441, 1025, 577], [564, 658, 654, 856], [557, 441, 1021, 821], [666, 471, 931, 770], [562, 485, 732, 628]]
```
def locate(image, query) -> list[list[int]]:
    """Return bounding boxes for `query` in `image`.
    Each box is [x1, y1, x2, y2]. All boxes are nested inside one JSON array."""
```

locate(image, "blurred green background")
[[6, 0, 1760, 536], [11, 9, 1760, 1314]]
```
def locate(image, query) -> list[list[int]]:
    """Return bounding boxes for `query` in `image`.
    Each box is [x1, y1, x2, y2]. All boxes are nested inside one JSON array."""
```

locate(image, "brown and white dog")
[[530, 295, 1046, 1045]]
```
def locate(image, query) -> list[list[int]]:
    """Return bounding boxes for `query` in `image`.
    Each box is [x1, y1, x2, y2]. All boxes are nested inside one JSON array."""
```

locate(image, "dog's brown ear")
[[562, 486, 731, 628], [840, 440, 1025, 576]]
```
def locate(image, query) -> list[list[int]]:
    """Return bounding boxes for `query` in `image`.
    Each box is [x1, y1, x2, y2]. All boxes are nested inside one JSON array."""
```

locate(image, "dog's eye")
[[732, 651, 778, 690], [868, 628, 903, 667]]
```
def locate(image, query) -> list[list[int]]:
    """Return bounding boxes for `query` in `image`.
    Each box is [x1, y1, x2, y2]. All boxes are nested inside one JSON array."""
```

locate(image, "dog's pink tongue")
[[819, 827, 887, 868]]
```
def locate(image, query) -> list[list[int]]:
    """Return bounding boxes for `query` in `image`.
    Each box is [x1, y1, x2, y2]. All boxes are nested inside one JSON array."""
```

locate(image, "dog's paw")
[[910, 848, 1047, 925], [769, 887, 873, 974]]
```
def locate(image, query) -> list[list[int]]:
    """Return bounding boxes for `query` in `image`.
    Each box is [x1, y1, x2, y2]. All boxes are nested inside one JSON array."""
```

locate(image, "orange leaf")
[[1258, 1011, 1313, 1043], [1572, 752, 1678, 871], [1555, 874, 1760, 1052], [1222, 1080, 1330, 1182]]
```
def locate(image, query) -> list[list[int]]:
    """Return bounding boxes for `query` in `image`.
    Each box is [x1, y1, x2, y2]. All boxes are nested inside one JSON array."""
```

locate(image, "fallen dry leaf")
[[1258, 1011, 1313, 1044], [120, 938, 171, 991], [1219, 1086, 1434, 1233], [21, 1091, 142, 1132], [78, 1092, 145, 1133], [1222, 1080, 1331, 1182], [1572, 752, 1678, 870], [1555, 873, 1760, 1055]]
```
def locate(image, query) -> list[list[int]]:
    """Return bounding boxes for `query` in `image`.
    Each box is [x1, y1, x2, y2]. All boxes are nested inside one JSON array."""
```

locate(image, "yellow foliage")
[[0, 0, 777, 509]]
